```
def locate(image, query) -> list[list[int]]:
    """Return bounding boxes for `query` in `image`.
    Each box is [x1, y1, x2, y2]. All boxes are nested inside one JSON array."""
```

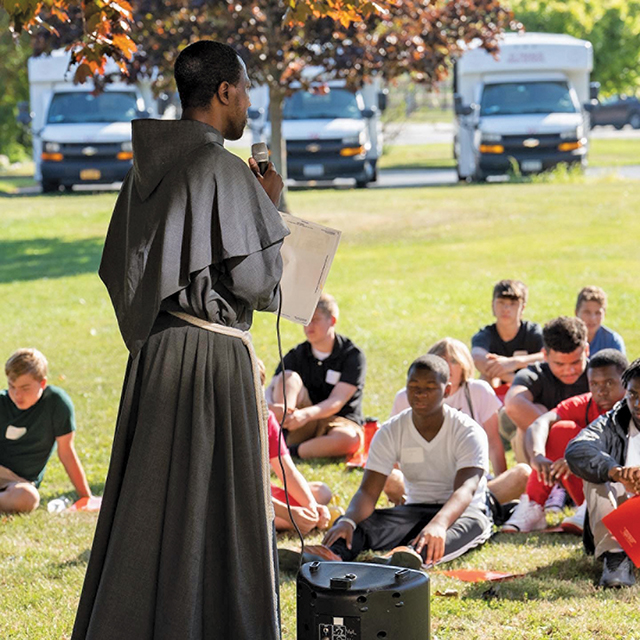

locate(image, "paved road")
[[383, 122, 640, 146]]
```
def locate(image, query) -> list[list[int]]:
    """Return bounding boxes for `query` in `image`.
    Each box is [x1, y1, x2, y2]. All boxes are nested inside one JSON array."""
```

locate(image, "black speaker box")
[[296, 561, 430, 640]]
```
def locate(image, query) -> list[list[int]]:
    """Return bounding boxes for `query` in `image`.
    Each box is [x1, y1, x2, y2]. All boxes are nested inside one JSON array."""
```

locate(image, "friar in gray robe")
[[72, 41, 289, 640]]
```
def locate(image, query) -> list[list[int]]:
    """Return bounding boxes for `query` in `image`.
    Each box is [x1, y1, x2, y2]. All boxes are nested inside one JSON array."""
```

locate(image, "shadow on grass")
[[0, 237, 104, 283], [57, 549, 92, 570]]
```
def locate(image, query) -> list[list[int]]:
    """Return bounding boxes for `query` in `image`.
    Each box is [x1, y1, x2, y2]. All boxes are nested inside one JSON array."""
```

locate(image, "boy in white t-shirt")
[[322, 354, 493, 567]]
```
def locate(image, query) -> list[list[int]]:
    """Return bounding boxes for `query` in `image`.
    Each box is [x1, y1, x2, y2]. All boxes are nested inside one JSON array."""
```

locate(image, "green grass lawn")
[[1, 178, 639, 639]]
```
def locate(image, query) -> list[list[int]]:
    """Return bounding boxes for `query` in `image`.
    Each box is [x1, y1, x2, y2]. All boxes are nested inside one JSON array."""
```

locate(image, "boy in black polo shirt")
[[471, 279, 544, 399], [267, 293, 366, 459], [0, 348, 92, 513], [504, 316, 590, 463]]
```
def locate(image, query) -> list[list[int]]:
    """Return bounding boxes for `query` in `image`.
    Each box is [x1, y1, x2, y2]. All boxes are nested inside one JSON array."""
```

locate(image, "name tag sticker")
[[325, 369, 341, 385], [402, 447, 425, 464], [6, 425, 27, 441]]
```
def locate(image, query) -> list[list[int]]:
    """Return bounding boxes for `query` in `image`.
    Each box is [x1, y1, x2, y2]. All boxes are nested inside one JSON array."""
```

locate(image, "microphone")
[[251, 142, 270, 176]]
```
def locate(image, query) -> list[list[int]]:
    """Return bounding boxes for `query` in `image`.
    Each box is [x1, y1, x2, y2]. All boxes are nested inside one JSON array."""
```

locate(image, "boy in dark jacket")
[[565, 358, 640, 588]]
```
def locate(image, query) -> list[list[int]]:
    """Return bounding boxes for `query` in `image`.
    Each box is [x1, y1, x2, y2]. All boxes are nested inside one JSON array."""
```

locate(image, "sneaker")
[[560, 502, 586, 535], [599, 552, 636, 588], [501, 495, 547, 533], [371, 546, 423, 570], [544, 484, 567, 514]]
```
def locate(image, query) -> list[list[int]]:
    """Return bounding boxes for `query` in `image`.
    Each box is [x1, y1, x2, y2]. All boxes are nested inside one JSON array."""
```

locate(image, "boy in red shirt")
[[502, 349, 627, 533]]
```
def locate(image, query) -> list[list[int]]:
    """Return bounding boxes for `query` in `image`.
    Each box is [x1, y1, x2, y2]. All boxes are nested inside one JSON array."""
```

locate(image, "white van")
[[248, 78, 385, 188], [28, 50, 156, 192], [453, 32, 597, 181]]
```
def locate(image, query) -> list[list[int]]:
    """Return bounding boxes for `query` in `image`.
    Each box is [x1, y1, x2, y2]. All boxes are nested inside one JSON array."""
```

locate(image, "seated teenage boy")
[[321, 355, 493, 568], [502, 349, 627, 534], [575, 285, 626, 356], [267, 293, 366, 459], [504, 316, 590, 463], [565, 358, 640, 588], [471, 279, 544, 397], [0, 348, 92, 514]]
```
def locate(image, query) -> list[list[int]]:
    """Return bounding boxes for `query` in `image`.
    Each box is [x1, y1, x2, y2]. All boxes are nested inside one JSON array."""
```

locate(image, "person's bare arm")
[[484, 352, 544, 380], [472, 347, 496, 380], [473, 347, 543, 384], [322, 469, 387, 549], [526, 409, 561, 484], [609, 466, 640, 495], [272, 499, 319, 534], [412, 467, 483, 565], [56, 433, 92, 498], [284, 382, 357, 431], [504, 385, 545, 431], [271, 454, 317, 510]]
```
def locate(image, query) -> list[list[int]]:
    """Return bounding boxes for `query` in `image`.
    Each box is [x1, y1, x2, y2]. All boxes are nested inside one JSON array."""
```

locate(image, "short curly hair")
[[542, 316, 588, 353], [175, 40, 243, 111], [408, 354, 450, 385]]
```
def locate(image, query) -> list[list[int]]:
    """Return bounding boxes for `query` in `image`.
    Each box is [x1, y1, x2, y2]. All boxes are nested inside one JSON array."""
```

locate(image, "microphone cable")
[[274, 284, 306, 573]]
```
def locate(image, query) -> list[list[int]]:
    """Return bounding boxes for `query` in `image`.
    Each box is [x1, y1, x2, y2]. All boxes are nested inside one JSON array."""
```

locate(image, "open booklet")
[[275, 212, 341, 325], [603, 495, 640, 567]]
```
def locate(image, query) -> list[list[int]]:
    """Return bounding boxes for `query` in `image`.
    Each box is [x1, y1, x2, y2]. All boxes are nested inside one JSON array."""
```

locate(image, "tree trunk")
[[268, 84, 289, 212]]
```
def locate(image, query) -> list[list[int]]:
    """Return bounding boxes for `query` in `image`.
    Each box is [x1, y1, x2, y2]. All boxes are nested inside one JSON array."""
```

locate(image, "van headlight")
[[561, 126, 583, 140], [44, 142, 61, 152]]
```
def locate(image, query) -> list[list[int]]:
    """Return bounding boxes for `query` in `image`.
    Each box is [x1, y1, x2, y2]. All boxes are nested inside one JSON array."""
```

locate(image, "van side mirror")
[[16, 101, 32, 126], [377, 90, 388, 113], [361, 107, 376, 119], [248, 107, 263, 120], [454, 94, 473, 116], [583, 101, 597, 113], [589, 82, 600, 101]]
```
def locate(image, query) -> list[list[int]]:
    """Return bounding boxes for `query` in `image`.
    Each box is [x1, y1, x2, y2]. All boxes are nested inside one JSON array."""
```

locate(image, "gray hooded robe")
[[72, 119, 289, 640]]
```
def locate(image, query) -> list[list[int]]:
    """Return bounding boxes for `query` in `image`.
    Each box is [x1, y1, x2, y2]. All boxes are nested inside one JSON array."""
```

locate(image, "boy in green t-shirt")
[[0, 348, 92, 514]]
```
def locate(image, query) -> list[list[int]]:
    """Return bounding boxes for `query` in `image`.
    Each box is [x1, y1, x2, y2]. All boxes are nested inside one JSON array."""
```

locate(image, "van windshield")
[[46, 92, 139, 124], [480, 81, 578, 116], [283, 88, 361, 120]]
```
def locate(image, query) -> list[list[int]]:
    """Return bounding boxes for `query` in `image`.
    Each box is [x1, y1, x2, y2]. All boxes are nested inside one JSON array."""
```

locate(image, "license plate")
[[520, 160, 542, 172], [80, 169, 101, 180], [303, 164, 324, 178]]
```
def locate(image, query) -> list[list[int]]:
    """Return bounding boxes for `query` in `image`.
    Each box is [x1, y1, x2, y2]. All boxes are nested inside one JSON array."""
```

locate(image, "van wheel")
[[355, 179, 369, 189], [629, 112, 640, 129], [41, 180, 60, 193]]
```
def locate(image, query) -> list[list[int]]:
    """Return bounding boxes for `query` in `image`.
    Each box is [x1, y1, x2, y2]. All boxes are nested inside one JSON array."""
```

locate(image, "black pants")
[[330, 502, 492, 564]]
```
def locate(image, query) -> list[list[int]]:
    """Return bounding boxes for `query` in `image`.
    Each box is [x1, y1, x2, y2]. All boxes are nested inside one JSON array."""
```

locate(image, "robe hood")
[[131, 119, 225, 202], [99, 118, 289, 356]]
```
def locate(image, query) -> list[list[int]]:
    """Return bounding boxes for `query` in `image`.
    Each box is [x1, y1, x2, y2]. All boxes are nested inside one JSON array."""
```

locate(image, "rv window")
[[480, 81, 578, 116], [46, 92, 139, 124], [282, 89, 362, 120]]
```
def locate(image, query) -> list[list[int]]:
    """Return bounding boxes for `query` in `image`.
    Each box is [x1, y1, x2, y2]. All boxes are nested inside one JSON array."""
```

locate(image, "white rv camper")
[[454, 33, 597, 181]]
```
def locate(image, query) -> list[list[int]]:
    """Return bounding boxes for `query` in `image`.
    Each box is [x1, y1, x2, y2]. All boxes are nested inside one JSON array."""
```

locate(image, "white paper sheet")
[[276, 212, 341, 325]]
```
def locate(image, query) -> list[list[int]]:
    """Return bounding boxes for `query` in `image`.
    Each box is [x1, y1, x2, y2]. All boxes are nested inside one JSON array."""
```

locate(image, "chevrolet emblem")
[[306, 143, 320, 153], [523, 138, 539, 148], [82, 146, 98, 156]]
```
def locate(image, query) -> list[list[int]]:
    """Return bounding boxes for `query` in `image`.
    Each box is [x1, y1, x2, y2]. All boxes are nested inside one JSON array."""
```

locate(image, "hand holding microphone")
[[249, 142, 283, 206]]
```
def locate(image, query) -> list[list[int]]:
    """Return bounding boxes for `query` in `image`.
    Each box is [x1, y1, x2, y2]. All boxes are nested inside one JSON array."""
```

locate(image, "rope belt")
[[168, 311, 279, 630]]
